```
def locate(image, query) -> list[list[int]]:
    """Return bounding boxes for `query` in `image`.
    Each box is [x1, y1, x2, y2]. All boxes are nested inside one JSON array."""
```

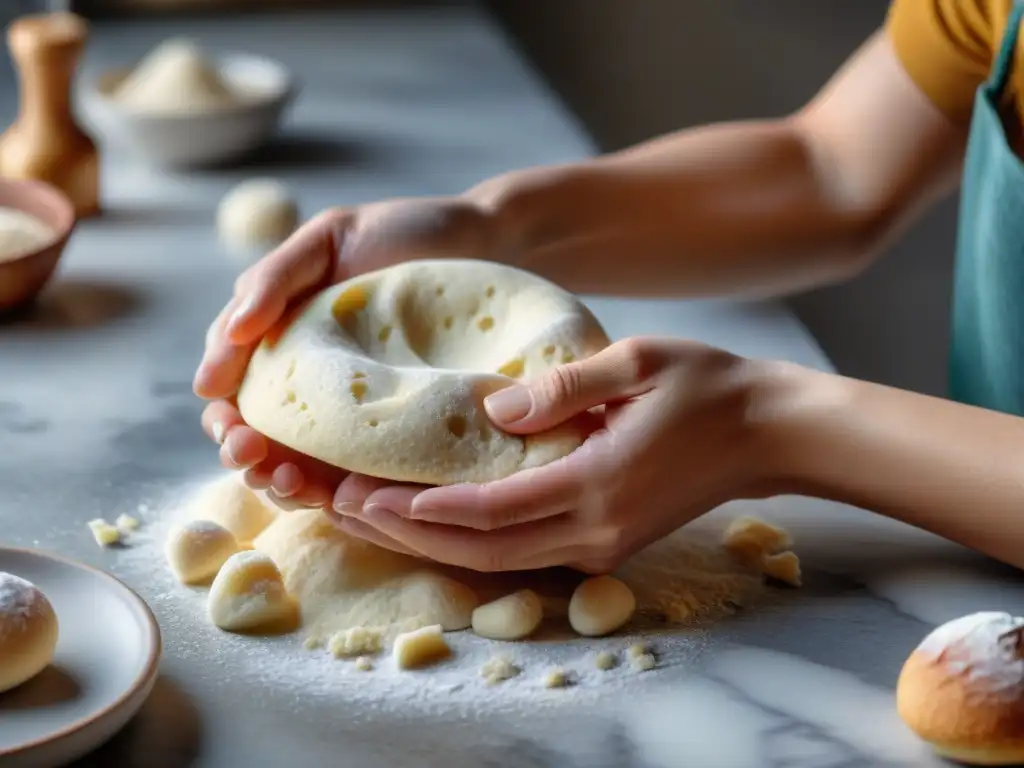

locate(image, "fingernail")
[[361, 503, 392, 519], [333, 501, 359, 516], [228, 294, 257, 331], [484, 385, 533, 423], [211, 421, 226, 444], [224, 442, 253, 469]]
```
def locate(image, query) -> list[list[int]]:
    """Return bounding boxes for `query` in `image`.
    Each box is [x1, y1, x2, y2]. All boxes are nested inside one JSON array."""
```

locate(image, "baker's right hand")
[[193, 196, 505, 509]]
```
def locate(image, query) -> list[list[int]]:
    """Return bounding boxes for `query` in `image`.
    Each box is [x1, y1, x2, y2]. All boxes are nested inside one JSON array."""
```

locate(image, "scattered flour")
[[0, 207, 55, 263], [0, 572, 39, 633], [914, 611, 1024, 698]]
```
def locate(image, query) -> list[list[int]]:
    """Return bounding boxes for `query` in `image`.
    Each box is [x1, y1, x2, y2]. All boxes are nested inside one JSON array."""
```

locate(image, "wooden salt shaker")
[[0, 12, 99, 218]]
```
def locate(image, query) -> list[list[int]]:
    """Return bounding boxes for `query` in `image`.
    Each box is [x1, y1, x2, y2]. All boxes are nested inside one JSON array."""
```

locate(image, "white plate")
[[0, 548, 162, 768]]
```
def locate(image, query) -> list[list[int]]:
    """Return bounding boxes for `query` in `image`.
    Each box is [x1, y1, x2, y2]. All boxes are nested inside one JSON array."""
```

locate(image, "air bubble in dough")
[[207, 550, 297, 632], [185, 473, 275, 545], [568, 575, 636, 637], [165, 520, 240, 585], [471, 589, 543, 640], [0, 573, 59, 693], [217, 178, 299, 253]]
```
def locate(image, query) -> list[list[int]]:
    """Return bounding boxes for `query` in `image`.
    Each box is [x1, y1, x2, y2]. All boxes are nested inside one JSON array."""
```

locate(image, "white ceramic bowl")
[[79, 52, 298, 169]]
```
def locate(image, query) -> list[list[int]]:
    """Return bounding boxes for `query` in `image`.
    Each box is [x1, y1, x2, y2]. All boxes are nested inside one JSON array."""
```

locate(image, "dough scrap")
[[568, 576, 636, 637], [165, 520, 240, 585], [236, 259, 612, 485], [115, 513, 141, 532], [184, 473, 276, 545], [543, 669, 569, 689], [393, 624, 450, 670], [207, 550, 297, 632], [471, 589, 543, 640], [595, 651, 617, 671], [760, 550, 802, 587], [87, 518, 121, 547], [722, 516, 791, 564], [218, 179, 299, 253], [0, 573, 59, 693], [480, 654, 521, 685], [327, 625, 384, 658]]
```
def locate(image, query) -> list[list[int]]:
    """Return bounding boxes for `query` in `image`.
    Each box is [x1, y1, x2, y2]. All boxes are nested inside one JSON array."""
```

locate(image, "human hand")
[[193, 196, 507, 509], [329, 337, 786, 573]]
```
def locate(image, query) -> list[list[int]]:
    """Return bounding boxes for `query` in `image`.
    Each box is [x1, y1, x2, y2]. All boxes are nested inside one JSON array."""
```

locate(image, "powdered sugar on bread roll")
[[896, 611, 1024, 765]]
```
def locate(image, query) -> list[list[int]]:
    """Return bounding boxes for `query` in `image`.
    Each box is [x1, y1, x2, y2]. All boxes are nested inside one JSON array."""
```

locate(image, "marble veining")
[[1, 4, 1022, 767]]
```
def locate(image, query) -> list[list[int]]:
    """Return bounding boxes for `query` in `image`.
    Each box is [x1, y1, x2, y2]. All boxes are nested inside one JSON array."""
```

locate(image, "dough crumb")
[[393, 624, 450, 670], [303, 635, 322, 651], [543, 668, 569, 689], [760, 550, 802, 587], [87, 518, 121, 547], [627, 642, 648, 660], [631, 652, 657, 672], [722, 516, 791, 565], [115, 513, 141, 532], [354, 656, 373, 672], [480, 654, 521, 685], [595, 651, 617, 671], [328, 626, 384, 658]]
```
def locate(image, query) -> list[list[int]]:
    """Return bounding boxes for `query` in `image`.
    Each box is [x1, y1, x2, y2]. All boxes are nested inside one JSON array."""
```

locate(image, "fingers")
[[337, 505, 582, 572], [201, 400, 245, 445], [225, 210, 347, 345], [400, 459, 582, 530], [483, 338, 665, 434], [329, 515, 422, 558]]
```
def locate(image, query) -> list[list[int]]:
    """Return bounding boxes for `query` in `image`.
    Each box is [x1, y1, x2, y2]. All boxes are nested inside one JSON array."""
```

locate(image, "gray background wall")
[[488, 0, 961, 397]]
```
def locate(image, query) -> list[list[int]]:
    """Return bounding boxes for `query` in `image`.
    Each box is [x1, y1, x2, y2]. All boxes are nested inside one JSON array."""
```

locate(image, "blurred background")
[[3, 0, 953, 398]]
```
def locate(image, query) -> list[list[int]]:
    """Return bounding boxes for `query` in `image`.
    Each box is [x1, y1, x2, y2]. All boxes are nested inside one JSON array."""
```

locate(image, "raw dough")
[[480, 654, 520, 685], [327, 625, 383, 658], [631, 653, 657, 672], [760, 550, 802, 587], [0, 206, 55, 263], [115, 513, 141, 532], [111, 38, 239, 113], [722, 516, 791, 564], [393, 624, 450, 670], [252, 507, 479, 639], [543, 669, 568, 689], [165, 520, 239, 585], [87, 518, 121, 547], [236, 259, 612, 485], [471, 589, 543, 640], [207, 550, 297, 632], [354, 656, 373, 672], [568, 576, 636, 637], [595, 651, 617, 671], [0, 573, 58, 693], [217, 179, 300, 254], [184, 473, 276, 545]]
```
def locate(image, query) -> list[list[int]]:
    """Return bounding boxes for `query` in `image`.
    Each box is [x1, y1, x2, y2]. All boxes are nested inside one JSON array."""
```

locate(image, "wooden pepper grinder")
[[0, 12, 99, 218]]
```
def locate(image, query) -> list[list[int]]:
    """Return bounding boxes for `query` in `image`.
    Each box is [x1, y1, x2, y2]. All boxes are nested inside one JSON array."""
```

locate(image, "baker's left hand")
[[329, 337, 788, 573]]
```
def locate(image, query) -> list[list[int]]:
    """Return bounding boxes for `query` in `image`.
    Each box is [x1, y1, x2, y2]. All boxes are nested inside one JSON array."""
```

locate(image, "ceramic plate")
[[0, 548, 162, 768]]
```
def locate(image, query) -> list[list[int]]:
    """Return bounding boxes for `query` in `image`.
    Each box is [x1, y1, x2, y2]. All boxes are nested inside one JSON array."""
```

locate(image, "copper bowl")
[[0, 178, 76, 314]]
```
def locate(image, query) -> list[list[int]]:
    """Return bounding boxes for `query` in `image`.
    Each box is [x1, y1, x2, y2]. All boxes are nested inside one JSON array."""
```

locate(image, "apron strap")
[[989, 1, 1024, 95]]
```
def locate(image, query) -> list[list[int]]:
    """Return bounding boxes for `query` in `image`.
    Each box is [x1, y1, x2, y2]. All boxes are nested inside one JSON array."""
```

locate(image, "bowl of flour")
[[0, 178, 75, 314], [79, 38, 298, 169]]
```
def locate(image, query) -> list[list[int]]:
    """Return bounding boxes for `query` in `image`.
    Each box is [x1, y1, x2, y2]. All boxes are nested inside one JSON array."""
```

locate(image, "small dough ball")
[[187, 473, 275, 545], [165, 520, 240, 585], [568, 576, 636, 637], [631, 652, 657, 672], [207, 550, 297, 633], [897, 612, 1024, 765], [217, 179, 299, 254], [471, 589, 543, 641], [0, 573, 59, 693], [722, 516, 791, 564], [595, 651, 617, 671], [543, 668, 569, 689], [761, 550, 802, 587], [327, 626, 383, 658], [354, 656, 373, 672], [392, 624, 451, 670], [480, 654, 521, 685]]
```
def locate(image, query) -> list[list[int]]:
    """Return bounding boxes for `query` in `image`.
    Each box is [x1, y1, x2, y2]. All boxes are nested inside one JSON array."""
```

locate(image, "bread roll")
[[896, 611, 1024, 765]]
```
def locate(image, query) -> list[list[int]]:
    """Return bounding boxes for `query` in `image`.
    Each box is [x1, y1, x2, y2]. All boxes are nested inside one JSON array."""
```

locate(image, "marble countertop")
[[2, 3, 1022, 767]]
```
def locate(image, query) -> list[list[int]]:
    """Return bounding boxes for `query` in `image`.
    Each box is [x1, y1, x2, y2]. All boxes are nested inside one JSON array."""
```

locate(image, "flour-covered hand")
[[331, 337, 785, 573]]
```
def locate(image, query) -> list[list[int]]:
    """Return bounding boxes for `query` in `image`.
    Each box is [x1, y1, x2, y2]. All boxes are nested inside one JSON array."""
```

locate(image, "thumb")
[[483, 339, 659, 433]]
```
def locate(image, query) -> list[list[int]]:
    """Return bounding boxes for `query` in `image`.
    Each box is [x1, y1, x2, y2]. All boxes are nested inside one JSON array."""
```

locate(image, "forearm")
[[766, 365, 1024, 570], [466, 119, 887, 298]]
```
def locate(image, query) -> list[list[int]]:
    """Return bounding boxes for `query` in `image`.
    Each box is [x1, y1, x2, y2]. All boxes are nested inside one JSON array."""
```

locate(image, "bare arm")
[[469, 31, 966, 298], [761, 365, 1024, 571]]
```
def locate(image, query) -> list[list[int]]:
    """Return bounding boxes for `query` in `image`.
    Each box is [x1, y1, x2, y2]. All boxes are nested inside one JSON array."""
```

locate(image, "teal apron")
[[950, 1, 1024, 414]]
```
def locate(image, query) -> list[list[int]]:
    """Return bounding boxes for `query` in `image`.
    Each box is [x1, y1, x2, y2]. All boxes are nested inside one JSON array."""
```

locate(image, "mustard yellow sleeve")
[[885, 0, 997, 124]]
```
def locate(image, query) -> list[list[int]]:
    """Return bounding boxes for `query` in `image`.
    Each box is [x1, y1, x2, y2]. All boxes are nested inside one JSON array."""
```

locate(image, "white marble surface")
[[1, 3, 1023, 767]]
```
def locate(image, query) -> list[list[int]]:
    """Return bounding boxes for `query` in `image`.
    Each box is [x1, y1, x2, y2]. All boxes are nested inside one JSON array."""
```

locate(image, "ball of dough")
[[897, 611, 1024, 765], [392, 624, 450, 670], [165, 520, 240, 585], [185, 473, 276, 545], [0, 573, 59, 693], [471, 589, 543, 640], [568, 575, 636, 637], [207, 550, 297, 633], [236, 259, 611, 485], [217, 179, 299, 253]]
